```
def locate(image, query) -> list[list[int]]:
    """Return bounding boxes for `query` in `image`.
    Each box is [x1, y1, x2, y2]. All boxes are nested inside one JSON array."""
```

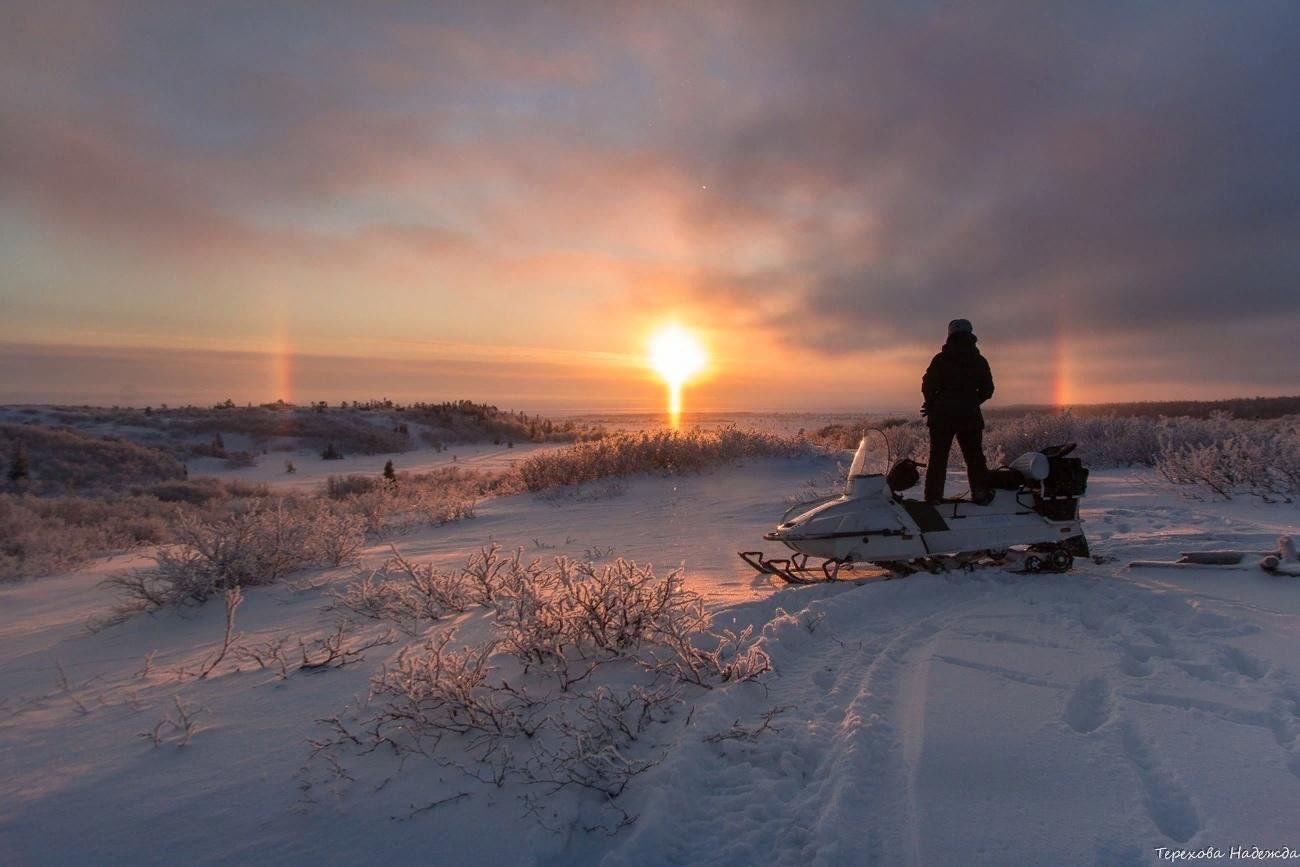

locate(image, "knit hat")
[[948, 318, 974, 336]]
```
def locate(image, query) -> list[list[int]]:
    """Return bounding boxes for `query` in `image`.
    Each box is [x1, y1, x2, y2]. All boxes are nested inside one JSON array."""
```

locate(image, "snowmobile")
[[740, 433, 1091, 584]]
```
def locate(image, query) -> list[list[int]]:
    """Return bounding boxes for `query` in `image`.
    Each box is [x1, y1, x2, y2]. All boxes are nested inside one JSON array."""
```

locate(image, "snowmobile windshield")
[[845, 432, 890, 489]]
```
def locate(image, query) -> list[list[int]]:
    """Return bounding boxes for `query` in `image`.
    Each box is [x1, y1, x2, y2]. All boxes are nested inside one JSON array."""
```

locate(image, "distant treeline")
[[987, 395, 1300, 421]]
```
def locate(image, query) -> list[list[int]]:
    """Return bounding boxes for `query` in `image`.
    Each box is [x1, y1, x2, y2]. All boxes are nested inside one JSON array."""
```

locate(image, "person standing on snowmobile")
[[921, 318, 994, 504]]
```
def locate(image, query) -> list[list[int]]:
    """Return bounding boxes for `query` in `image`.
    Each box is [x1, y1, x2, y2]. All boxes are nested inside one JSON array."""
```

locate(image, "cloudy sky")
[[2, 1, 1297, 411]]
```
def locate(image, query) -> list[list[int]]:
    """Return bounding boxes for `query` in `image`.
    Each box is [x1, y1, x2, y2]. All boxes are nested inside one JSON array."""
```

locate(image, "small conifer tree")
[[7, 441, 30, 483]]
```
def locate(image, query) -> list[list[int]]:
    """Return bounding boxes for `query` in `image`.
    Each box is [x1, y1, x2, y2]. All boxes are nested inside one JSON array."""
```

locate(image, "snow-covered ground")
[[2, 459, 1298, 866]]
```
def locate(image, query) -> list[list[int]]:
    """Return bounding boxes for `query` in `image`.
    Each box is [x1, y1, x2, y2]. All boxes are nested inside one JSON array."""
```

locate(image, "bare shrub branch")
[[704, 705, 792, 744], [197, 586, 243, 679], [298, 625, 397, 671], [140, 696, 205, 747]]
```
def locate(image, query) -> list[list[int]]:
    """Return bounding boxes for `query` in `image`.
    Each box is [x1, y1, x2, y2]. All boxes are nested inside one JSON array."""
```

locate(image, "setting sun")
[[648, 325, 708, 427]]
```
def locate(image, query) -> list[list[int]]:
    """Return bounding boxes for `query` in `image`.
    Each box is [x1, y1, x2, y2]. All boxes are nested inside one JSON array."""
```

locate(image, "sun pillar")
[[667, 381, 683, 429], [648, 325, 707, 431], [270, 322, 294, 405], [1053, 314, 1071, 408]]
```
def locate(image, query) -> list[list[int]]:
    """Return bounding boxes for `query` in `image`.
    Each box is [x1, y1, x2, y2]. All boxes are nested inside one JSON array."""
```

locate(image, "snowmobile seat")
[[989, 467, 1025, 491]]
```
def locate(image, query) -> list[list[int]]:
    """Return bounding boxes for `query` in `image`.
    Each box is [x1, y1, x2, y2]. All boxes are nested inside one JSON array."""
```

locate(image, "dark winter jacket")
[[921, 333, 994, 429]]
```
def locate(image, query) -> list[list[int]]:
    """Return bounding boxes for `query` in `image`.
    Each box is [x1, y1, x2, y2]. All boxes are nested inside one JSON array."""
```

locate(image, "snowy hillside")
[[2, 457, 1298, 866]]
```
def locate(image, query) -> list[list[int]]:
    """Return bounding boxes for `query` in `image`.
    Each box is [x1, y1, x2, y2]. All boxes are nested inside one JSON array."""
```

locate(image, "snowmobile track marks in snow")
[[794, 601, 970, 867]]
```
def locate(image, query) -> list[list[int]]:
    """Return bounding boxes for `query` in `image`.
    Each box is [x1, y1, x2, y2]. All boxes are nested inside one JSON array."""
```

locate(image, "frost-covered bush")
[[373, 634, 541, 742], [813, 411, 1264, 472], [1156, 416, 1300, 500], [336, 551, 472, 633], [108, 495, 374, 605], [813, 417, 918, 451], [7, 463, 493, 584], [110, 501, 321, 606], [0, 493, 172, 580], [516, 428, 812, 491], [326, 474, 379, 499], [140, 478, 231, 505], [327, 471, 482, 537], [9, 463, 488, 583], [819, 412, 1166, 469], [0, 475, 299, 581], [811, 420, 930, 467], [356, 545, 769, 692], [982, 412, 1300, 494], [221, 479, 271, 499], [983, 413, 1165, 467], [354, 547, 770, 811], [410, 485, 478, 527], [487, 554, 716, 682], [311, 509, 368, 567]]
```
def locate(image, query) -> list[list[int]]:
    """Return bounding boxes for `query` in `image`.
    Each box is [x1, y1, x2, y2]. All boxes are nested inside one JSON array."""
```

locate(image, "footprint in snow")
[[1173, 660, 1224, 684], [1120, 648, 1154, 678], [1065, 676, 1115, 734], [1120, 720, 1202, 843], [1217, 646, 1270, 680]]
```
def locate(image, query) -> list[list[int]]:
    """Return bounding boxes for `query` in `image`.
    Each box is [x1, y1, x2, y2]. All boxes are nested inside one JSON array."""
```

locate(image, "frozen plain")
[[2, 453, 1298, 866]]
